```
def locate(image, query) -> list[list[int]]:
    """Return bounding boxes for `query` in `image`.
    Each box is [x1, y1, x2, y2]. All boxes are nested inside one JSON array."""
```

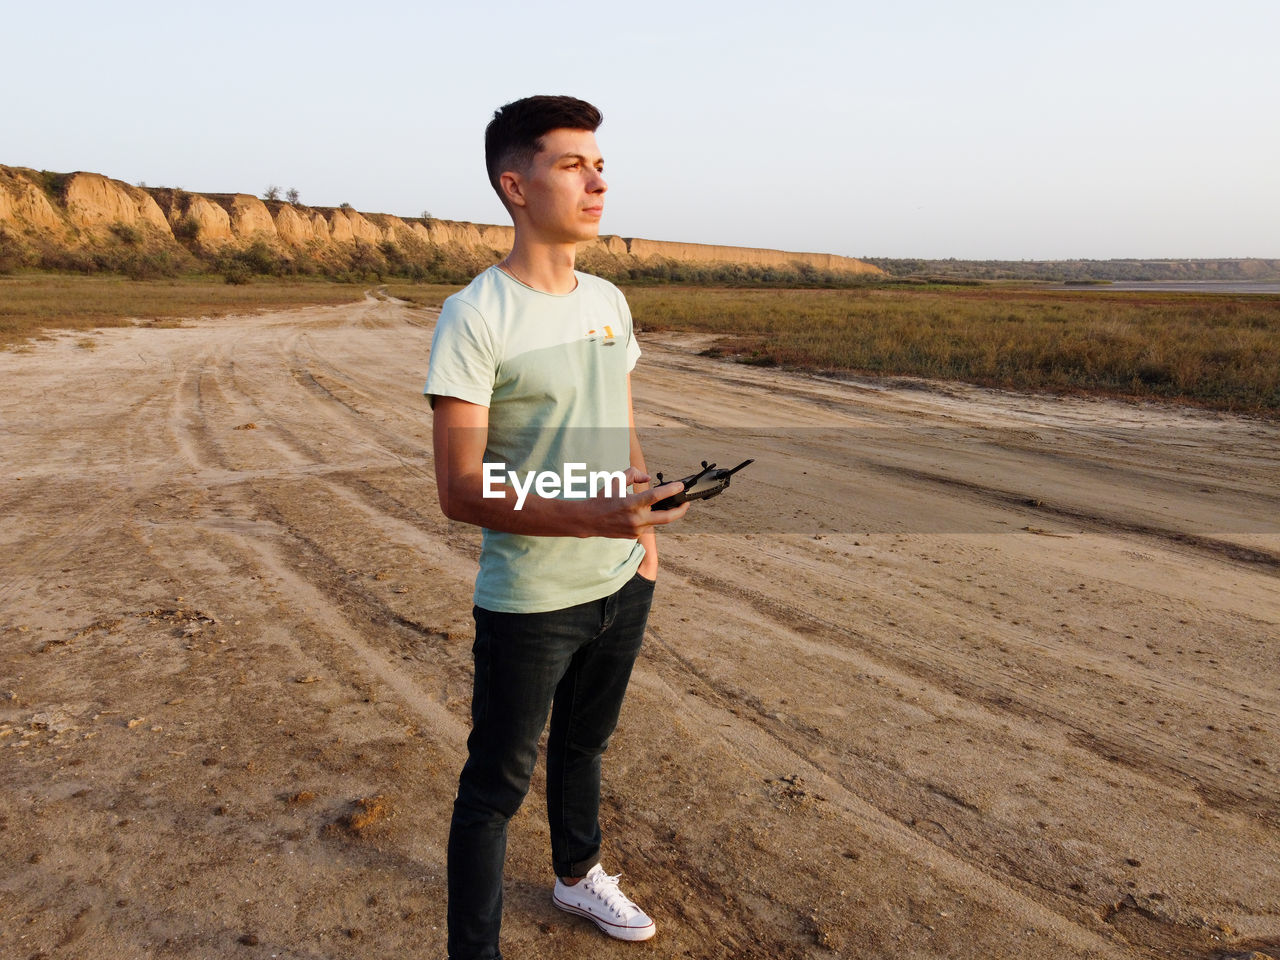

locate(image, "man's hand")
[[628, 467, 680, 581], [586, 467, 688, 540]]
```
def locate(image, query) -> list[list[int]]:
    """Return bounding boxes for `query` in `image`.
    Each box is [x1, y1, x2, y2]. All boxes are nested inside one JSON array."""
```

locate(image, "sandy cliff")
[[186, 196, 232, 242], [229, 194, 277, 239], [274, 204, 322, 244], [63, 173, 170, 235], [0, 164, 883, 277], [623, 237, 877, 273], [0, 169, 64, 235]]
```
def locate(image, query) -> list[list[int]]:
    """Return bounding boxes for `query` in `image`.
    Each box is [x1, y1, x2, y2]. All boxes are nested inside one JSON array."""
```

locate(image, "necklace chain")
[[498, 259, 577, 294], [498, 258, 525, 286]]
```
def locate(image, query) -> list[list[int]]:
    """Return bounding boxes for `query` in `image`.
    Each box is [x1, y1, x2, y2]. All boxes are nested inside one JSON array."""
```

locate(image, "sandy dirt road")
[[2, 293, 1278, 960]]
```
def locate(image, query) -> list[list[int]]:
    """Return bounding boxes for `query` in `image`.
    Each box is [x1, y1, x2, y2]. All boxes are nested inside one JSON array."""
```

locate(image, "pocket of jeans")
[[633, 570, 657, 587]]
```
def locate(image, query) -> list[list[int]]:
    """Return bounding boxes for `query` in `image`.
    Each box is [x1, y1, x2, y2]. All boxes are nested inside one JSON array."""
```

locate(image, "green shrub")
[[215, 238, 283, 277], [109, 222, 143, 245], [173, 215, 200, 242], [241, 239, 281, 274], [223, 262, 252, 285], [120, 249, 185, 281], [36, 170, 71, 202], [349, 239, 387, 280], [0, 230, 29, 273], [38, 247, 97, 273]]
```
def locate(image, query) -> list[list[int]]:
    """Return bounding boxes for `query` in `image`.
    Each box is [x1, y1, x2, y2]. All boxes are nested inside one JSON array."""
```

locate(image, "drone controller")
[[651, 459, 754, 511]]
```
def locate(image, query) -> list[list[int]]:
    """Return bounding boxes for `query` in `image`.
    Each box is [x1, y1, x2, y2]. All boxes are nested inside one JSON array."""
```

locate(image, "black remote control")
[[651, 459, 754, 511]]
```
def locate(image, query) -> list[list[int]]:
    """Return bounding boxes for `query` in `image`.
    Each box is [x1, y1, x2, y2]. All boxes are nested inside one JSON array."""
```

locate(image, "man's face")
[[506, 128, 607, 243]]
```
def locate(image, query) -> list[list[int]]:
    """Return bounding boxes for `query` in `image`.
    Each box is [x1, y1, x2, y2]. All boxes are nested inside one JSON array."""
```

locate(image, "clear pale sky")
[[4, 0, 1277, 260]]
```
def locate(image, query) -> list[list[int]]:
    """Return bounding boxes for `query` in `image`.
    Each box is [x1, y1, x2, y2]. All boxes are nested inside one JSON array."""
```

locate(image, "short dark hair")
[[484, 95, 603, 208]]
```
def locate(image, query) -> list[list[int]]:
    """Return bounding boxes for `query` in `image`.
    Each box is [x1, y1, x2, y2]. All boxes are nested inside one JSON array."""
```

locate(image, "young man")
[[424, 95, 688, 960]]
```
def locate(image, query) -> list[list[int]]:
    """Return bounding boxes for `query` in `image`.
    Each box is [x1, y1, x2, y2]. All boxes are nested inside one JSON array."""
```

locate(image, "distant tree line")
[[863, 257, 1280, 282]]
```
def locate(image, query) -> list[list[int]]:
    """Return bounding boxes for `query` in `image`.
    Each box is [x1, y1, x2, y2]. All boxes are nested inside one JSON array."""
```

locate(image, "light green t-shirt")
[[424, 266, 645, 613]]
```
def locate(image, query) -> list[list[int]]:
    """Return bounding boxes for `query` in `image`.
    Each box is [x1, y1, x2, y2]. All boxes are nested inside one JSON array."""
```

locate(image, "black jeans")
[[446, 571, 655, 960]]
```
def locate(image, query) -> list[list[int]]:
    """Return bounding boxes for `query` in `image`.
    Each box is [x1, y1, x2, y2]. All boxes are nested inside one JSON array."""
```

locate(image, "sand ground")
[[2, 293, 1278, 960]]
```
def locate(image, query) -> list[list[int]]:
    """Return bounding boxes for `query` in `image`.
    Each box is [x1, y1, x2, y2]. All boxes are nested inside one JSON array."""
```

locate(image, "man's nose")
[[589, 169, 607, 194]]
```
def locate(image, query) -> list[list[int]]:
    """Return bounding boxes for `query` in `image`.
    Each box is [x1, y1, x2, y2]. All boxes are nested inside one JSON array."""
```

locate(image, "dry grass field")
[[623, 284, 1280, 415]]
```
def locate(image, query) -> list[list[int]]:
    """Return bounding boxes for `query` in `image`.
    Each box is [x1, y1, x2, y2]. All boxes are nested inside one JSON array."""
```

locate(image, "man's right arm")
[[431, 395, 689, 538]]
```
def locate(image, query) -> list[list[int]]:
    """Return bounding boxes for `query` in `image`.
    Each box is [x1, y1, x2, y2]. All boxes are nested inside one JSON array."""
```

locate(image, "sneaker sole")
[[552, 894, 657, 942]]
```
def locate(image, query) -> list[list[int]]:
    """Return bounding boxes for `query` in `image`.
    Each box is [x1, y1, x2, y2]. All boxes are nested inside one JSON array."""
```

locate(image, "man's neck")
[[499, 236, 579, 295]]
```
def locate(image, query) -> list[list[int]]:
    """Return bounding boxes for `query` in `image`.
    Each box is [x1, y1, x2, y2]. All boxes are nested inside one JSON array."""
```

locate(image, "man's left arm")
[[627, 375, 660, 581]]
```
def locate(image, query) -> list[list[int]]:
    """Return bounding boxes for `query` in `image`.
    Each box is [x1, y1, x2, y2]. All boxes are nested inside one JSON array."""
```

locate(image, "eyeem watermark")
[[483, 462, 628, 510]]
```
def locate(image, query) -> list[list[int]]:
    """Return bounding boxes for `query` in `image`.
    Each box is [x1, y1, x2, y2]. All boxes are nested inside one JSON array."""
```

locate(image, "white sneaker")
[[552, 864, 656, 942]]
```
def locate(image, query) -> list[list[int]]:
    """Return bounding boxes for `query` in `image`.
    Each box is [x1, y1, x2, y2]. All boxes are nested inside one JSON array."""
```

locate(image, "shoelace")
[[584, 871, 641, 919]]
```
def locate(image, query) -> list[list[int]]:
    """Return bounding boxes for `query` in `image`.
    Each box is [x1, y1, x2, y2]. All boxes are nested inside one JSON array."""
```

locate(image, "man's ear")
[[499, 170, 526, 209]]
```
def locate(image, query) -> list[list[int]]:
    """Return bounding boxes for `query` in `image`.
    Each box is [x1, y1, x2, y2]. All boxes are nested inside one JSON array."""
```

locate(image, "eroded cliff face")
[[0, 164, 883, 276], [229, 194, 276, 239], [274, 204, 319, 244], [181, 196, 232, 242], [63, 173, 169, 234], [621, 237, 879, 274], [0, 169, 64, 235]]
